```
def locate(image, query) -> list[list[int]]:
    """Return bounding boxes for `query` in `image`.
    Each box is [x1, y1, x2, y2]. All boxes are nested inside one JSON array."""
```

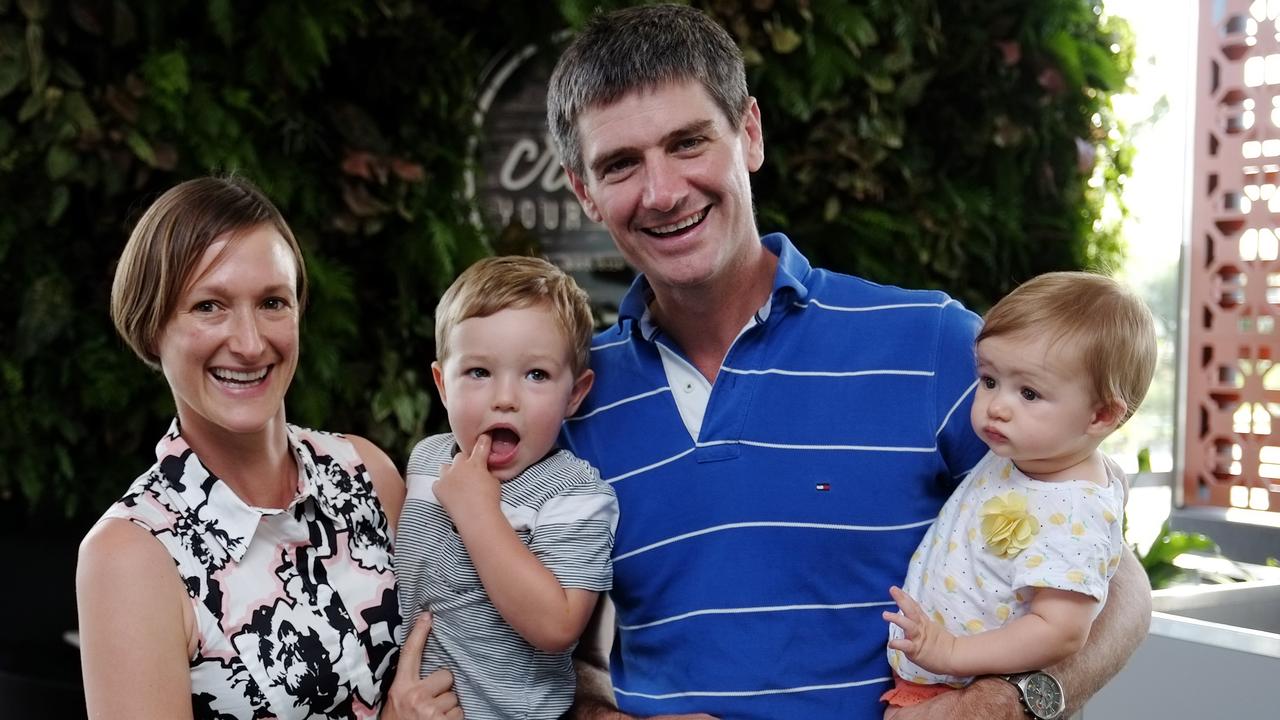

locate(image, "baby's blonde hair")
[[978, 271, 1157, 425], [435, 256, 594, 375]]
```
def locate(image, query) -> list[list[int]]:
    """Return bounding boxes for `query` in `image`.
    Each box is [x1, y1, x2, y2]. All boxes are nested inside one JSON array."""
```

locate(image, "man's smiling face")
[[568, 79, 764, 296]]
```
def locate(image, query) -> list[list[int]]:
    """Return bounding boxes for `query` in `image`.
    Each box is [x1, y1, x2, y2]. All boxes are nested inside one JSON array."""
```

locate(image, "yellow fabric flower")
[[980, 491, 1041, 558]]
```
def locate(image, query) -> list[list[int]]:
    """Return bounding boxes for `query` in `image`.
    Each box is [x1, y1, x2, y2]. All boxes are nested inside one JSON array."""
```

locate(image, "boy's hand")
[[883, 585, 959, 676], [434, 433, 501, 521]]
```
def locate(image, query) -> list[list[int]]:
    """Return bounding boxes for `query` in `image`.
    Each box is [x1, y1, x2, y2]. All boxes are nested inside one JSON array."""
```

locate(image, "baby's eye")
[[1020, 387, 1040, 401], [526, 369, 550, 382], [465, 368, 489, 379], [980, 375, 996, 389]]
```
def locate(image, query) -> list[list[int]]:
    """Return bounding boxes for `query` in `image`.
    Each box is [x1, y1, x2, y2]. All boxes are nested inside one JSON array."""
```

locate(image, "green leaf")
[[767, 23, 803, 55], [17, 0, 46, 21], [16, 87, 42, 121], [125, 130, 156, 166], [45, 142, 75, 179], [51, 58, 84, 89], [1043, 30, 1084, 90], [46, 183, 69, 225], [60, 90, 98, 133], [0, 53, 27, 99], [25, 20, 45, 93], [208, 0, 234, 45]]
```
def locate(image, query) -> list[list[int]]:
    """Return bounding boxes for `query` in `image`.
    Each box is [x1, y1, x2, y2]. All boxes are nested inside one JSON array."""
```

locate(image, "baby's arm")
[[884, 584, 1096, 677], [434, 434, 597, 653]]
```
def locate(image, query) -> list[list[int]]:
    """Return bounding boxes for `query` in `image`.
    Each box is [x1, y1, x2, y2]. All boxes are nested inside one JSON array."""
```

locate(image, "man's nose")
[[641, 156, 685, 212]]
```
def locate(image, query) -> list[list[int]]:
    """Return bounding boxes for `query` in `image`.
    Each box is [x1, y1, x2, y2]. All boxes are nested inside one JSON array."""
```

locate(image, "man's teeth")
[[650, 208, 707, 235], [211, 368, 269, 383]]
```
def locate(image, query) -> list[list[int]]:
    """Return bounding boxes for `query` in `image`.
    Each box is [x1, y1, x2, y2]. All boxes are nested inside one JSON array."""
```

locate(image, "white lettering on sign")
[[497, 134, 570, 193]]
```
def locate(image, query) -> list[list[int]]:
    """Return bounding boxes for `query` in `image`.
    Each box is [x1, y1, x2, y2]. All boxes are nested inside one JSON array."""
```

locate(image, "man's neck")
[[648, 243, 778, 383]]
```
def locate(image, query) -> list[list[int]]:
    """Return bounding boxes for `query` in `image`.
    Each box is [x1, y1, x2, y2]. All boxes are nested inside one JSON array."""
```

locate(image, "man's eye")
[[675, 136, 705, 152], [1020, 388, 1040, 401], [603, 158, 635, 177]]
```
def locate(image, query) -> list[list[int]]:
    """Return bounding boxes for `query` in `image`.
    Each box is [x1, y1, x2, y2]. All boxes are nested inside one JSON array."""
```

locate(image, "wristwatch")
[[999, 671, 1065, 719]]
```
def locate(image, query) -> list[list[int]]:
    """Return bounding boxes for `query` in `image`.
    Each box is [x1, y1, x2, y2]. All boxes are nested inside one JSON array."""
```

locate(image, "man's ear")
[[431, 361, 448, 408], [565, 368, 595, 417], [1087, 398, 1127, 437], [567, 167, 603, 224], [741, 96, 764, 172]]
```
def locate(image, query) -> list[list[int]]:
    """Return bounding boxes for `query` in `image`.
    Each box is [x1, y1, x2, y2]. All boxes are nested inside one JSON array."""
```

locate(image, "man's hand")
[[381, 613, 464, 720], [883, 586, 959, 676], [434, 434, 501, 520], [884, 677, 1021, 720]]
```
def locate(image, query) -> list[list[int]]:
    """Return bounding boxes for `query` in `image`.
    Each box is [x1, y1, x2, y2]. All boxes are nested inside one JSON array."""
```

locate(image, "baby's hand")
[[883, 585, 959, 676], [433, 434, 501, 521]]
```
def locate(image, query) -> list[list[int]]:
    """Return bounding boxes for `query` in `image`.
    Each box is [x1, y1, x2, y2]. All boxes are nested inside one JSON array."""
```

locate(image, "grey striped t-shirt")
[[397, 432, 618, 720]]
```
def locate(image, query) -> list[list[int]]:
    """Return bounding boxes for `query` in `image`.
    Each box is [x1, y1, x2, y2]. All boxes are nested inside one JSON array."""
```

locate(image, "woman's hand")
[[382, 613, 463, 719]]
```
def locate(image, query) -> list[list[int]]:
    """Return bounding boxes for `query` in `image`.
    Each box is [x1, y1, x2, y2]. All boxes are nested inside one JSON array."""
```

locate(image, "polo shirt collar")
[[155, 419, 334, 562], [617, 232, 812, 341]]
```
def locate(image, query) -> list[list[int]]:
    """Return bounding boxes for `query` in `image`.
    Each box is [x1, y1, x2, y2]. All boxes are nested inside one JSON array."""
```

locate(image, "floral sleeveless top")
[[102, 420, 401, 719]]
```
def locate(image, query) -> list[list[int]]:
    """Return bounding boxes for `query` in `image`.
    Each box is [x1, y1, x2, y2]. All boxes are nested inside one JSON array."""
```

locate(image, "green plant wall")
[[0, 0, 1132, 519]]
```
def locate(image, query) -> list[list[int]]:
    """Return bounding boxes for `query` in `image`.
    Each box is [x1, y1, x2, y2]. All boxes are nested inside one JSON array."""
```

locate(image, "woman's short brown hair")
[[110, 176, 306, 368]]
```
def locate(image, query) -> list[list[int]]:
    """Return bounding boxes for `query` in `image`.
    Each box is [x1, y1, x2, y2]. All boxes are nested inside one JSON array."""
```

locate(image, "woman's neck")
[[176, 410, 297, 509]]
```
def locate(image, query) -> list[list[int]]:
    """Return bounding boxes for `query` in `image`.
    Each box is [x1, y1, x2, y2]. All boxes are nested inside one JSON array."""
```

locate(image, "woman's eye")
[[192, 301, 217, 313], [262, 297, 288, 311]]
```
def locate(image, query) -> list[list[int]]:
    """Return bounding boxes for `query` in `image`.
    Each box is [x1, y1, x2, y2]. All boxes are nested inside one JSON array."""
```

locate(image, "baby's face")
[[970, 333, 1104, 477], [432, 304, 592, 481]]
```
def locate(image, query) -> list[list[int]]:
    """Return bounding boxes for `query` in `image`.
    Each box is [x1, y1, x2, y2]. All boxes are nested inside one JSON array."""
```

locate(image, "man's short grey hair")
[[547, 3, 749, 179]]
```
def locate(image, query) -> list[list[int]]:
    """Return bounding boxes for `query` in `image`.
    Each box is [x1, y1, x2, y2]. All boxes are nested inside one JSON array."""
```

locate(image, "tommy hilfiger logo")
[[815, 483, 831, 492]]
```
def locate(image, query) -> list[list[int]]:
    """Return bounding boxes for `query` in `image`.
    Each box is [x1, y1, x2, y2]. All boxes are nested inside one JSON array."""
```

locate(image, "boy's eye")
[[465, 368, 489, 379], [1020, 387, 1040, 401], [526, 369, 550, 382]]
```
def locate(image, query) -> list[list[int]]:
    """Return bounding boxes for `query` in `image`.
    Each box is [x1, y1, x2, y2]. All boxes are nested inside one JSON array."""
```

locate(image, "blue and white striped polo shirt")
[[561, 233, 987, 719]]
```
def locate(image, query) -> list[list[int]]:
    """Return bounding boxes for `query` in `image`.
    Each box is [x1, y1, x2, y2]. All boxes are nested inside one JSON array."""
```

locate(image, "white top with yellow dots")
[[888, 450, 1126, 687]]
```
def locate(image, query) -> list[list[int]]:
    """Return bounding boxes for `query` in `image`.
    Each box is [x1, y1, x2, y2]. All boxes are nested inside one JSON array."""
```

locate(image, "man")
[[550, 5, 1151, 719]]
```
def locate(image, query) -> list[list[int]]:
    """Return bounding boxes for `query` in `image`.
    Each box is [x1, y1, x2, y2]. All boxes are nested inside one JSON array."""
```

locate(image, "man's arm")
[[568, 595, 717, 720], [891, 546, 1151, 718]]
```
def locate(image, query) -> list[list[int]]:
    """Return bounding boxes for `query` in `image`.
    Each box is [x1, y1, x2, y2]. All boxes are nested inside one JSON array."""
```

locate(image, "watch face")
[[1024, 673, 1064, 718]]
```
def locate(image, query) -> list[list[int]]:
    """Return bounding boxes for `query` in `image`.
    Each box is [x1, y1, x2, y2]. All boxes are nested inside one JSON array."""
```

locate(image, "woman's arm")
[[434, 435, 598, 653], [349, 434, 406, 528], [77, 518, 194, 720]]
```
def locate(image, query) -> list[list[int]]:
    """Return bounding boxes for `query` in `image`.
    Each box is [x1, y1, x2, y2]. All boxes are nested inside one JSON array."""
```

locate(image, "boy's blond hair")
[[978, 271, 1157, 425], [435, 256, 594, 375]]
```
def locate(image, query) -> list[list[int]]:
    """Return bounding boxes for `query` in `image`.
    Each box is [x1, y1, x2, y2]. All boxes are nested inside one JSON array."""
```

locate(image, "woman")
[[77, 176, 459, 719]]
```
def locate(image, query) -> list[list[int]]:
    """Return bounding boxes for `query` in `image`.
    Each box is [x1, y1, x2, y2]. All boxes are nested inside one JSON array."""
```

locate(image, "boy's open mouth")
[[486, 427, 521, 466]]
